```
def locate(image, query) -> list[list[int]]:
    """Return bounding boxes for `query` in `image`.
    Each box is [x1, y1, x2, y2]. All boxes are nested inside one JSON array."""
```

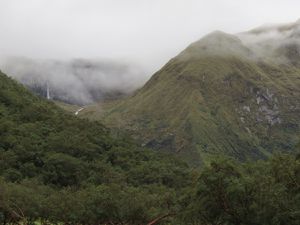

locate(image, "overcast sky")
[[0, 0, 299, 73]]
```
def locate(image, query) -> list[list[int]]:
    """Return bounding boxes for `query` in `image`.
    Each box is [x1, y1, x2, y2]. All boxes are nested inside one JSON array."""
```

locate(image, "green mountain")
[[0, 70, 194, 224], [0, 68, 193, 187], [1, 32, 300, 225], [80, 22, 300, 165]]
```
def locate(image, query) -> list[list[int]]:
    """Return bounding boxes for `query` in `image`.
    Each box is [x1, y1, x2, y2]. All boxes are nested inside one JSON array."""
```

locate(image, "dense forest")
[[0, 70, 300, 225]]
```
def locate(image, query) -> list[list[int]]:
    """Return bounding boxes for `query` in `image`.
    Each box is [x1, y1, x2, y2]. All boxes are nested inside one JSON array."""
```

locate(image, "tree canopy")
[[0, 71, 300, 225]]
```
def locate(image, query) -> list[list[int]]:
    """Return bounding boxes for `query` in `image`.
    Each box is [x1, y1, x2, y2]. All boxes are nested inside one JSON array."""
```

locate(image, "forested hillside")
[[0, 70, 192, 224], [0, 70, 300, 225]]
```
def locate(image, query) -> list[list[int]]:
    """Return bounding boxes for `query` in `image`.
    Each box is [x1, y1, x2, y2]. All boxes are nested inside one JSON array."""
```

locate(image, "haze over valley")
[[0, 57, 146, 104]]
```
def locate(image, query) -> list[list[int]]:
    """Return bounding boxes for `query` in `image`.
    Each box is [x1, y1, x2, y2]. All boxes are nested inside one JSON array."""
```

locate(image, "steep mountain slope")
[[0, 69, 194, 224], [0, 69, 191, 184], [81, 22, 300, 165]]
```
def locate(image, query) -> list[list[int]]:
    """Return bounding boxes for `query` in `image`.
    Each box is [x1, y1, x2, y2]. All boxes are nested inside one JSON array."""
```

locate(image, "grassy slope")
[[54, 101, 80, 114], [79, 32, 300, 165]]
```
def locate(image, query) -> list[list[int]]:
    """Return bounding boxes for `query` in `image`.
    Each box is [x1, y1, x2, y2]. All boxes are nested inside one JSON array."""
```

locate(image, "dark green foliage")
[[0, 71, 192, 224], [2, 153, 300, 225], [0, 71, 190, 187], [180, 154, 300, 225], [1, 71, 300, 224]]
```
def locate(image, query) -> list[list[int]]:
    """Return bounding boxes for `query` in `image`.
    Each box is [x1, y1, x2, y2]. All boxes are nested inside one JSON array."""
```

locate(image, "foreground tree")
[[180, 154, 300, 225]]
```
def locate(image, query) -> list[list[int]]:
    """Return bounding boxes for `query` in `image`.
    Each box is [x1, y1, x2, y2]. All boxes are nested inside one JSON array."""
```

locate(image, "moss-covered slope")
[[80, 28, 300, 165]]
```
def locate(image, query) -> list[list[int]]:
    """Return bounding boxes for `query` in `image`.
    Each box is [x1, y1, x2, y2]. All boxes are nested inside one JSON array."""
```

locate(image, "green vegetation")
[[0, 70, 300, 225], [180, 153, 300, 225], [1, 25, 300, 223], [0, 71, 192, 224], [0, 69, 300, 224], [79, 31, 300, 165], [1, 152, 300, 225], [53, 100, 81, 114]]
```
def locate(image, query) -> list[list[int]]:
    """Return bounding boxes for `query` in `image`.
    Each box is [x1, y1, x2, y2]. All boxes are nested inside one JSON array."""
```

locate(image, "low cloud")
[[237, 20, 300, 60], [0, 57, 147, 105]]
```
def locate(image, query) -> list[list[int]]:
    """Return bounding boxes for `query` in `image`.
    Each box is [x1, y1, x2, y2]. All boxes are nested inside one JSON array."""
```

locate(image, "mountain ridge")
[[77, 20, 300, 164]]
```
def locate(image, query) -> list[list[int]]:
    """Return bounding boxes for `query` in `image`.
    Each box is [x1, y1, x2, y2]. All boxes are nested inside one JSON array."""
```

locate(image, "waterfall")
[[46, 82, 50, 100]]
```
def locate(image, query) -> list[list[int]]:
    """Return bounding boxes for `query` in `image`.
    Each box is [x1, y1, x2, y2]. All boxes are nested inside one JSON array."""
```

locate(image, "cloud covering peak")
[[0, 57, 146, 105]]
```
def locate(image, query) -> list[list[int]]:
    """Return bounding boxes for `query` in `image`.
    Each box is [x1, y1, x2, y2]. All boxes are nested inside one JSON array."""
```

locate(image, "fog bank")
[[0, 57, 147, 105]]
